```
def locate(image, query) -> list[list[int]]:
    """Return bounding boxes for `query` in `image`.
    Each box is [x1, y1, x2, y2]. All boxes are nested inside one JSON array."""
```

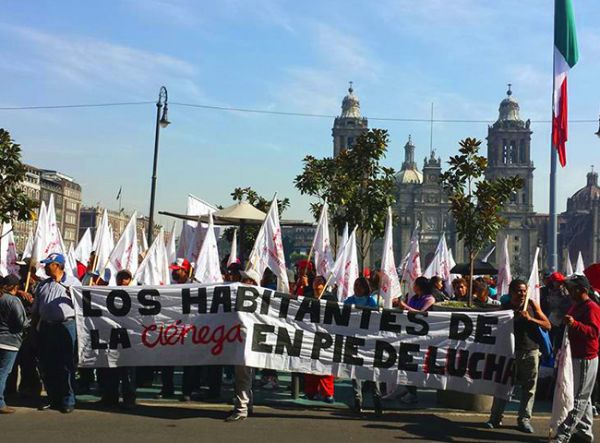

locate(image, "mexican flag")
[[552, 0, 579, 167]]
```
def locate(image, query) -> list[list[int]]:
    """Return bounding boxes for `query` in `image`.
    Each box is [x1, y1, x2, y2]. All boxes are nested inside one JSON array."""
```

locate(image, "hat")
[[296, 260, 314, 272], [227, 262, 242, 273], [40, 253, 65, 265], [169, 258, 191, 272], [564, 274, 592, 291], [1, 274, 20, 287], [240, 269, 261, 285], [548, 271, 566, 283]]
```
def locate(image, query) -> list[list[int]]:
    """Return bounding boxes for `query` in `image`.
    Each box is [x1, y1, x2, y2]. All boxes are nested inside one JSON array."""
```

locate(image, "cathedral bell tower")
[[486, 85, 536, 276], [332, 82, 369, 157]]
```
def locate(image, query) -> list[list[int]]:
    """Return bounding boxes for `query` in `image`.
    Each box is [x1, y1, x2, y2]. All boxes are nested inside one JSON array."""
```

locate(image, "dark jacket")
[[0, 293, 29, 349]]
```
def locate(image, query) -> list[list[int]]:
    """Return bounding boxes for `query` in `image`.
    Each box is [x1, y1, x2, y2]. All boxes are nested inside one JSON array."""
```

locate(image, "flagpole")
[[548, 2, 558, 272]]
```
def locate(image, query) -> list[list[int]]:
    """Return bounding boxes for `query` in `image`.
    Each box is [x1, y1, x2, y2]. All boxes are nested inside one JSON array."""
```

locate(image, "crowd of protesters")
[[1, 251, 600, 441]]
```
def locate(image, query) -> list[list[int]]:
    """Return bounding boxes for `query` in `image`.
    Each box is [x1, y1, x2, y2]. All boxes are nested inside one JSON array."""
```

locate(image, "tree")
[[0, 129, 37, 249], [295, 129, 396, 266], [222, 187, 290, 255], [440, 138, 523, 306]]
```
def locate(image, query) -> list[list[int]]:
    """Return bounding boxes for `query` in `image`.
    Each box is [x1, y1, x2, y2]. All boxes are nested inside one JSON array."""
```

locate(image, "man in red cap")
[[541, 271, 571, 351], [169, 258, 192, 284]]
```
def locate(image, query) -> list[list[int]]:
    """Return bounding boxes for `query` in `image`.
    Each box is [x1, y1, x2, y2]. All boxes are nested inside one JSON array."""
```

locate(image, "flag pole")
[[548, 2, 558, 273]]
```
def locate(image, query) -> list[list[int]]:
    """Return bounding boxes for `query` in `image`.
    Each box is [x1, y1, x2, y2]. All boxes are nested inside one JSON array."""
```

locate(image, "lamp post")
[[147, 86, 170, 246]]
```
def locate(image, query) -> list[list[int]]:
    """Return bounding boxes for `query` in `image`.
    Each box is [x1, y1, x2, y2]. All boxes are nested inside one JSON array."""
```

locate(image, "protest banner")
[[72, 283, 515, 398]]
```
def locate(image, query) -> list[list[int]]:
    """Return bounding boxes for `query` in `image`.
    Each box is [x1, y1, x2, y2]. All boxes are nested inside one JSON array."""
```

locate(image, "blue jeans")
[[38, 319, 77, 408], [0, 349, 18, 408]]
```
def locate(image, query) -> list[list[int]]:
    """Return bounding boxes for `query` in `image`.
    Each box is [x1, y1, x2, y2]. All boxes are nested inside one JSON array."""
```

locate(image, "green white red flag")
[[552, 0, 579, 167]]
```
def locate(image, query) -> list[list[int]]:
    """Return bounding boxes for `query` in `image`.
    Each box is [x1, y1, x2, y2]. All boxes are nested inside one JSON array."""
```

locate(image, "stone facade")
[[332, 83, 369, 157]]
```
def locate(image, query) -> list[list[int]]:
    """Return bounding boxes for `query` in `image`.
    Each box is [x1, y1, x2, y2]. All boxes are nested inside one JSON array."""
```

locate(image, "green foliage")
[[222, 187, 289, 254], [439, 137, 524, 303], [0, 129, 37, 226], [294, 129, 396, 264]]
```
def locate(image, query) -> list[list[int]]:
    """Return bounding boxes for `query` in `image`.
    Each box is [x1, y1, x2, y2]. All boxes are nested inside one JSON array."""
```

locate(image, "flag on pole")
[[423, 234, 452, 296], [30, 200, 48, 270], [405, 226, 422, 296], [482, 245, 496, 263], [496, 236, 512, 297], [106, 212, 139, 283], [22, 230, 33, 260], [246, 197, 289, 292], [575, 251, 585, 275], [380, 207, 400, 308], [549, 328, 574, 436], [116, 186, 122, 200], [176, 194, 217, 259], [526, 247, 541, 306], [227, 229, 238, 266], [566, 250, 574, 275], [134, 228, 170, 285], [166, 228, 177, 265], [0, 222, 19, 277], [75, 228, 93, 265], [552, 0, 579, 167], [328, 227, 359, 301], [141, 228, 149, 253], [337, 223, 348, 259], [93, 210, 113, 274], [194, 213, 223, 284], [311, 201, 334, 277], [66, 243, 78, 277]]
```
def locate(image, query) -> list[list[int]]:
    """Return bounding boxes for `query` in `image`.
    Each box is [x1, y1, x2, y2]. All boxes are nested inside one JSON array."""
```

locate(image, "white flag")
[[30, 200, 48, 267], [405, 226, 422, 294], [106, 212, 139, 282], [336, 223, 348, 260], [134, 228, 170, 285], [526, 247, 541, 307], [227, 229, 238, 266], [575, 251, 585, 275], [380, 207, 400, 308], [22, 230, 33, 260], [32, 196, 67, 277], [194, 214, 223, 284], [423, 234, 452, 296], [93, 210, 113, 274], [176, 194, 217, 260], [166, 228, 177, 265], [566, 250, 574, 276], [496, 236, 512, 297], [66, 243, 78, 277], [75, 228, 93, 264], [247, 198, 289, 293], [0, 222, 19, 277], [185, 217, 208, 264], [311, 201, 334, 277], [328, 227, 359, 301], [141, 228, 149, 253], [550, 328, 574, 436], [482, 245, 496, 262]]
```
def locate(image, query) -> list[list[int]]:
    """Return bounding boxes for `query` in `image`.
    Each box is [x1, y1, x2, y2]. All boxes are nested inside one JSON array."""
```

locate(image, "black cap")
[[565, 274, 592, 291]]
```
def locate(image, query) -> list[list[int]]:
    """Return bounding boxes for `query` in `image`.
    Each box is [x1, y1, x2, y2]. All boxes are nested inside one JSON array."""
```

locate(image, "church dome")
[[497, 84, 521, 122], [568, 169, 600, 211], [341, 83, 361, 118], [396, 168, 423, 184]]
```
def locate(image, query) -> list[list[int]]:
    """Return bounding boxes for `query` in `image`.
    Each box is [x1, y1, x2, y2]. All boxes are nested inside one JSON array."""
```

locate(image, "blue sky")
[[1, 0, 599, 227]]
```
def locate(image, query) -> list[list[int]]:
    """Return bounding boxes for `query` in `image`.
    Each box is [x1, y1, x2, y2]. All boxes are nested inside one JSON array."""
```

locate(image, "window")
[[522, 193, 527, 204], [347, 137, 355, 147], [514, 236, 519, 242], [514, 246, 519, 252]]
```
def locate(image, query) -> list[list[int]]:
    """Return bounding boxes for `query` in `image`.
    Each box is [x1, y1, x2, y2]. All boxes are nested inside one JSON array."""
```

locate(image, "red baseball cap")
[[548, 271, 566, 283], [169, 258, 191, 272]]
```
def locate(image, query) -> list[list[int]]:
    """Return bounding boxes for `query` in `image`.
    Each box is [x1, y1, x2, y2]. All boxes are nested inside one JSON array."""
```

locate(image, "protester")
[[32, 253, 80, 413], [540, 271, 571, 349], [550, 274, 600, 443], [472, 279, 500, 308], [487, 278, 551, 433], [430, 276, 448, 302], [304, 275, 337, 403], [258, 269, 280, 390], [451, 277, 468, 301], [0, 275, 29, 414], [96, 270, 136, 410], [345, 277, 382, 416], [226, 269, 260, 422]]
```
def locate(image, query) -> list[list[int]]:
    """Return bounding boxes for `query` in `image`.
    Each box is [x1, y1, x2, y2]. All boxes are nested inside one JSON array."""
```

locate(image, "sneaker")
[[399, 392, 418, 404], [323, 396, 335, 404], [225, 412, 247, 422], [0, 407, 16, 414], [60, 406, 75, 414], [517, 420, 535, 434], [484, 419, 502, 429], [593, 405, 599, 417]]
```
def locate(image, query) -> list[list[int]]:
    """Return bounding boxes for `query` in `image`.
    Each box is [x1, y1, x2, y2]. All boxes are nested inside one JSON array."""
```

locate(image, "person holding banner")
[[486, 279, 551, 434], [304, 275, 337, 403], [550, 274, 600, 443], [345, 277, 383, 416], [226, 269, 260, 422], [31, 253, 80, 413]]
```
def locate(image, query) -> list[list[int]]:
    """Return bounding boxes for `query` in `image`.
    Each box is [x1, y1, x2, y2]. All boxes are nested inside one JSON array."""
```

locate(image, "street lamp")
[[147, 86, 170, 246]]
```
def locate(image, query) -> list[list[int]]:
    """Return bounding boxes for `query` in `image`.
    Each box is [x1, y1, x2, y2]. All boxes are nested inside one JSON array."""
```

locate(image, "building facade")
[[332, 83, 369, 157], [12, 164, 42, 251]]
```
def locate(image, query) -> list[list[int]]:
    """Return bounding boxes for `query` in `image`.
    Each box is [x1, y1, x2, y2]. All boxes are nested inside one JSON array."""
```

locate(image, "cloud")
[[3, 25, 198, 95], [123, 0, 201, 27]]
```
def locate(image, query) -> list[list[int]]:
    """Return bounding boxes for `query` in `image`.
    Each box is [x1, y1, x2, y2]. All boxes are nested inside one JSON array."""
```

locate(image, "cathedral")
[[331, 84, 600, 274]]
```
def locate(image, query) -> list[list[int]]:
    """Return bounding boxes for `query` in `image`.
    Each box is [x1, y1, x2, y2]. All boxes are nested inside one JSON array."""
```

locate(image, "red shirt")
[[567, 299, 600, 359]]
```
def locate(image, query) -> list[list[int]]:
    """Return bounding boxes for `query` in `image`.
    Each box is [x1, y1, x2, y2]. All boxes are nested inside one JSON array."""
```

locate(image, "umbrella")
[[450, 260, 498, 275]]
